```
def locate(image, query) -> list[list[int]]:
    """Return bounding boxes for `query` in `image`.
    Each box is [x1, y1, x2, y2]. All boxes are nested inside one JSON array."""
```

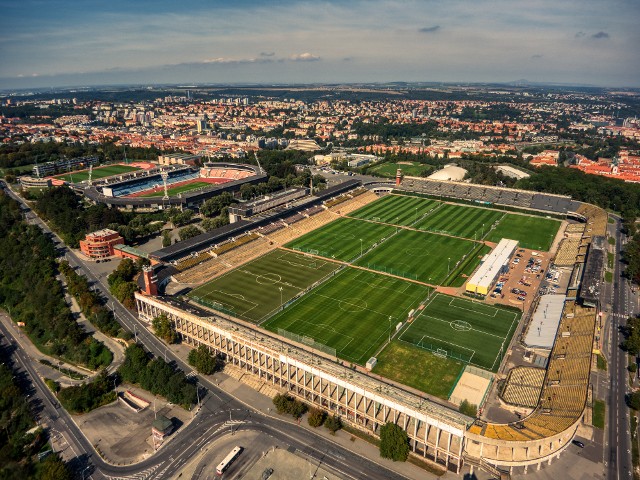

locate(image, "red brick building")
[[79, 229, 124, 258]]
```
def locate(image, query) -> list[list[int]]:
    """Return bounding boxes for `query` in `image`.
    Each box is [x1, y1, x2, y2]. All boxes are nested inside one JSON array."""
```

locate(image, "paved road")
[[606, 216, 634, 480], [0, 181, 418, 480]]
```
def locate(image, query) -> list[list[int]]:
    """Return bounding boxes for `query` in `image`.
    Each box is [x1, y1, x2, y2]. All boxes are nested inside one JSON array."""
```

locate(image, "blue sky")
[[1, 0, 638, 89]]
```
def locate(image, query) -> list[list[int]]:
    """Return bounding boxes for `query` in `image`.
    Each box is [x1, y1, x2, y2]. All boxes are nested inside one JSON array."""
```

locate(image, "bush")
[[324, 414, 342, 434], [630, 364, 638, 373], [57, 370, 116, 414], [379, 422, 409, 462], [459, 399, 478, 417], [44, 378, 60, 394], [629, 391, 640, 410], [307, 407, 327, 427], [272, 394, 308, 418]]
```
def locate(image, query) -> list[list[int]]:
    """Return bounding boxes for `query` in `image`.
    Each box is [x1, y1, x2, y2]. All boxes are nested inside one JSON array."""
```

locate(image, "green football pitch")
[[398, 293, 519, 372], [413, 203, 505, 240], [263, 268, 432, 364], [143, 181, 212, 197], [286, 217, 396, 261], [369, 162, 432, 178], [347, 194, 440, 226], [187, 250, 341, 323], [486, 214, 561, 251], [356, 228, 479, 284], [56, 164, 140, 182]]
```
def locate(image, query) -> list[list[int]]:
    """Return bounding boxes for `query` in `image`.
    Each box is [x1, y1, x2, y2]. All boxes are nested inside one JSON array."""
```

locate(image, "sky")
[[0, 0, 638, 90]]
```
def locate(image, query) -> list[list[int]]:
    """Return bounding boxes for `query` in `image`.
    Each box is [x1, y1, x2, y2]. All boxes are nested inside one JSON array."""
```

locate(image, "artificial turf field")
[[187, 250, 340, 323], [286, 217, 396, 262], [262, 268, 432, 364], [485, 214, 561, 251], [368, 162, 432, 178], [348, 194, 440, 226], [56, 164, 140, 182], [143, 181, 212, 197], [356, 229, 478, 284], [398, 293, 520, 372], [412, 203, 504, 239]]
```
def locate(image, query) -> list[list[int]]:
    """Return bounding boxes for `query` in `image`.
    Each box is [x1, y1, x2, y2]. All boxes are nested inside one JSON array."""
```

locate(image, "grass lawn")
[[486, 214, 560, 251], [263, 268, 431, 364], [593, 399, 605, 429], [356, 228, 479, 284], [187, 249, 340, 323], [605, 271, 613, 283], [447, 243, 492, 287], [399, 293, 520, 371], [348, 194, 440, 226], [286, 217, 396, 262], [597, 353, 607, 371], [609, 237, 616, 246], [56, 164, 140, 182], [413, 203, 504, 240], [372, 341, 464, 399], [143, 181, 212, 197], [369, 162, 432, 178]]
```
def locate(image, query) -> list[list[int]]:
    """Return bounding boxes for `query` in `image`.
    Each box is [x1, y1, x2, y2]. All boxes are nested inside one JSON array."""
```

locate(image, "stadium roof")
[[150, 219, 251, 262], [427, 165, 467, 181], [313, 179, 361, 200], [580, 238, 605, 307], [524, 294, 566, 350]]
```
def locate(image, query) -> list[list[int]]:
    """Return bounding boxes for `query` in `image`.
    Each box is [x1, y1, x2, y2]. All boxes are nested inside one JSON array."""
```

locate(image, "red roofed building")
[[79, 229, 124, 258], [529, 150, 559, 168]]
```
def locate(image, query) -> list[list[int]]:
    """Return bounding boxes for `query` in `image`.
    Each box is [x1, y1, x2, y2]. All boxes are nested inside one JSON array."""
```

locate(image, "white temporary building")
[[466, 238, 519, 295]]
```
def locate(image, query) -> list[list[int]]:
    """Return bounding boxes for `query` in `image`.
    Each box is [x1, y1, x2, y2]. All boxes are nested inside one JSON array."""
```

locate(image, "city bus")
[[216, 446, 243, 476]]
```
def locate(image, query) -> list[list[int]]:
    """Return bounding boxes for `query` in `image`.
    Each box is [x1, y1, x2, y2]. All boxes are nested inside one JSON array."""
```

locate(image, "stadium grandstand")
[[81, 162, 266, 211], [397, 176, 575, 215]]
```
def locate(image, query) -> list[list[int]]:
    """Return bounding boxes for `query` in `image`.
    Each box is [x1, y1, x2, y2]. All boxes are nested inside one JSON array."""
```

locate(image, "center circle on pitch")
[[256, 273, 281, 285], [450, 320, 472, 331], [405, 247, 429, 257], [339, 298, 368, 312]]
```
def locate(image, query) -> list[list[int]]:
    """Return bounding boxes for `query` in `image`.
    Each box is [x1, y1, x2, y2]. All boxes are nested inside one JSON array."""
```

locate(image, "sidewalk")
[[164, 339, 452, 480]]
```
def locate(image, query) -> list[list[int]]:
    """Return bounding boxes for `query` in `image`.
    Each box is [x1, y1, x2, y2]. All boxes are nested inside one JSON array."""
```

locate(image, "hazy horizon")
[[1, 0, 639, 90]]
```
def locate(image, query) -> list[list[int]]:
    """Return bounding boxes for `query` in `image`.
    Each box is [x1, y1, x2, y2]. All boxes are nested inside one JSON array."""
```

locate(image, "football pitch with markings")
[[56, 164, 140, 182], [398, 293, 520, 372], [185, 191, 560, 397]]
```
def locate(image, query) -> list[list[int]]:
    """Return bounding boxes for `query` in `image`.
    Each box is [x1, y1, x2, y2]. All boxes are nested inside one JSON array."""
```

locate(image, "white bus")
[[216, 446, 242, 476]]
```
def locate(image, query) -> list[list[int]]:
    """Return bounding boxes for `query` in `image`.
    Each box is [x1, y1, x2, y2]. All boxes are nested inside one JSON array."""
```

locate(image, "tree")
[[152, 314, 178, 344], [459, 399, 478, 417], [187, 345, 218, 375], [178, 224, 202, 241], [629, 391, 640, 410], [324, 414, 342, 434], [162, 230, 172, 247], [379, 422, 410, 461], [307, 407, 326, 427], [39, 454, 73, 480]]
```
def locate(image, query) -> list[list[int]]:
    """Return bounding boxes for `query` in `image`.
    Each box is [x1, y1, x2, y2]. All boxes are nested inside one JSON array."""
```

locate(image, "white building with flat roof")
[[466, 238, 518, 295]]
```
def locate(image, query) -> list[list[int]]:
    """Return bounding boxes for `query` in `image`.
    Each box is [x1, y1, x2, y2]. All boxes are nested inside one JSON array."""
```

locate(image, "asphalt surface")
[[606, 216, 634, 480], [0, 180, 417, 480]]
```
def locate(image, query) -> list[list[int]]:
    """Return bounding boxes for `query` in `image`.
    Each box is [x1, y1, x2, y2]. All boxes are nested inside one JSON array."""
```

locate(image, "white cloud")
[[289, 52, 321, 62]]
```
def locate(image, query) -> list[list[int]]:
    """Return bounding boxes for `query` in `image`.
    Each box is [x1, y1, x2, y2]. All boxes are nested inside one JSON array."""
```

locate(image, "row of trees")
[[59, 261, 126, 338], [118, 344, 198, 409], [0, 191, 112, 370]]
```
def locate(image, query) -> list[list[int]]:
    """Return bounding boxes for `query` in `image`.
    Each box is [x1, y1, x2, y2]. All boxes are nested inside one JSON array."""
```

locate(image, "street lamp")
[[359, 238, 363, 257], [279, 286, 283, 306], [388, 316, 392, 343], [414, 207, 418, 223], [448, 257, 451, 274]]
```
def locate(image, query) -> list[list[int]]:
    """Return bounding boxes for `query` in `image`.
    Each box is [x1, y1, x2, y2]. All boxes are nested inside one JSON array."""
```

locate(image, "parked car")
[[572, 440, 585, 448]]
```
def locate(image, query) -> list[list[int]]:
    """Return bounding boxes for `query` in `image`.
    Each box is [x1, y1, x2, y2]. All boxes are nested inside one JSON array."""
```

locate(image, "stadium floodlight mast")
[[388, 316, 392, 343], [279, 286, 283, 306], [448, 257, 451, 274], [414, 207, 418, 223], [359, 238, 363, 257]]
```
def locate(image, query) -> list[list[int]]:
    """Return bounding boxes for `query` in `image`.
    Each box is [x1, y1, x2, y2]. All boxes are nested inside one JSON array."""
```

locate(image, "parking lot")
[[485, 248, 553, 313]]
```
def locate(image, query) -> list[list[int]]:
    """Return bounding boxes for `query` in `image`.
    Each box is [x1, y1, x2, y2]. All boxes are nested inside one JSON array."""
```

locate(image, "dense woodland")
[[0, 356, 72, 480], [0, 140, 167, 171], [0, 191, 112, 369]]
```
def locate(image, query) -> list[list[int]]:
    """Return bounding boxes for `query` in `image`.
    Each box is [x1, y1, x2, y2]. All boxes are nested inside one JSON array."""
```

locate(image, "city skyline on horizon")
[[1, 0, 639, 90]]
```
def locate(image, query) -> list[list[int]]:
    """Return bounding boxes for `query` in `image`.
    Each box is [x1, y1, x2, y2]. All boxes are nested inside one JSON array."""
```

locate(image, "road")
[[0, 181, 416, 480], [605, 215, 634, 480]]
